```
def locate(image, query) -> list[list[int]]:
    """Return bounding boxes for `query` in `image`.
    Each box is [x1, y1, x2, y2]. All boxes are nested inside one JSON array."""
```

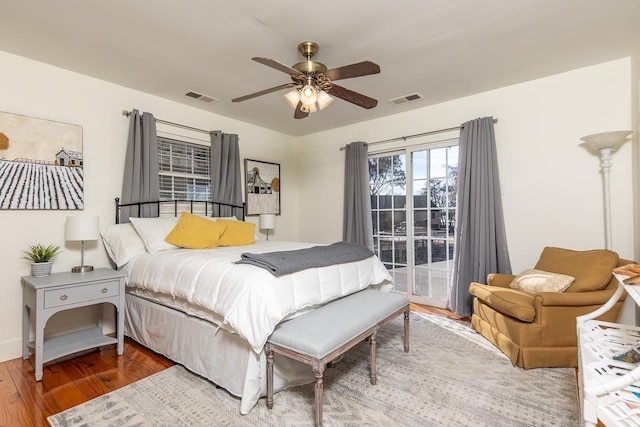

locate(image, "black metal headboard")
[[115, 198, 246, 224]]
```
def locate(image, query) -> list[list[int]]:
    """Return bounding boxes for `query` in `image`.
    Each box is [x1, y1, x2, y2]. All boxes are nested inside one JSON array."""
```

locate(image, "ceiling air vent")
[[389, 92, 424, 106], [184, 90, 218, 104]]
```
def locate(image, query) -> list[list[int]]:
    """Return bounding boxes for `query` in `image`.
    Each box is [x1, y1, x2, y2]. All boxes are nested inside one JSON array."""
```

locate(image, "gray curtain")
[[210, 131, 243, 219], [447, 117, 511, 317], [120, 109, 159, 221], [343, 141, 374, 250]]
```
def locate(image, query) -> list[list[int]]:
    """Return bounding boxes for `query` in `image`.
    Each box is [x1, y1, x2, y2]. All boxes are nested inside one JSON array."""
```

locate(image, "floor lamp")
[[580, 130, 632, 250]]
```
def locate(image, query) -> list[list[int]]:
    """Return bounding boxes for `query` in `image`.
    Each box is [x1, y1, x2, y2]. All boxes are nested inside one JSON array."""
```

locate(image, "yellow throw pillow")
[[216, 219, 255, 246], [165, 212, 227, 249]]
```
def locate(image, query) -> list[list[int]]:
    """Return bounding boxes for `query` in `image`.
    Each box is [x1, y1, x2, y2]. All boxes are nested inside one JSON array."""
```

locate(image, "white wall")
[[296, 58, 634, 274], [0, 51, 298, 362]]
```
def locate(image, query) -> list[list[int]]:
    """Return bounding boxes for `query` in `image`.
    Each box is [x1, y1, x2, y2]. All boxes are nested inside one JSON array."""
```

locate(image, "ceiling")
[[0, 1, 638, 137]]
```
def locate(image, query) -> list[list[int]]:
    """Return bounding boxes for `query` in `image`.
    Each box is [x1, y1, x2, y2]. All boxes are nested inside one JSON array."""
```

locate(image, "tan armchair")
[[469, 247, 633, 369]]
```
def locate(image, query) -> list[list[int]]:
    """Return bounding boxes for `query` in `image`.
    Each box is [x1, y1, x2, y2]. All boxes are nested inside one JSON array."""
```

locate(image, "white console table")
[[22, 268, 126, 381], [577, 274, 640, 426]]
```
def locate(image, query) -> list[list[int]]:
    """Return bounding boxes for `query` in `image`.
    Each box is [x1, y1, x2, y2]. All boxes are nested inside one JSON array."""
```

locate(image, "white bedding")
[[126, 240, 393, 353]]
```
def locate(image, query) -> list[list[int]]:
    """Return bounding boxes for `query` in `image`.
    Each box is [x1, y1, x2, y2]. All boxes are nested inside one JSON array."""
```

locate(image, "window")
[[369, 152, 407, 272], [158, 136, 210, 201], [369, 139, 458, 307]]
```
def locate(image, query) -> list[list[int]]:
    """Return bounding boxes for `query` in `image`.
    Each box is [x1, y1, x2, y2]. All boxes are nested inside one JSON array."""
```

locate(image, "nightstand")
[[21, 268, 126, 381]]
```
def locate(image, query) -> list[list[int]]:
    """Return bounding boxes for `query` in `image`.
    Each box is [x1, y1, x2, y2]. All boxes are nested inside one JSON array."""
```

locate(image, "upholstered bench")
[[265, 289, 410, 427]]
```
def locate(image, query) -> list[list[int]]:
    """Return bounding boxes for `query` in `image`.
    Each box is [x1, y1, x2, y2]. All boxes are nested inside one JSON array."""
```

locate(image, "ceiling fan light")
[[284, 89, 300, 109], [316, 90, 334, 110], [299, 84, 318, 106], [300, 103, 317, 113]]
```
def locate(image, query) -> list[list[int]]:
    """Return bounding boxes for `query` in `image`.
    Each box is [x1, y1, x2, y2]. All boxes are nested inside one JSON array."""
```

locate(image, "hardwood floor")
[[0, 305, 463, 426], [410, 302, 470, 321], [0, 339, 174, 427]]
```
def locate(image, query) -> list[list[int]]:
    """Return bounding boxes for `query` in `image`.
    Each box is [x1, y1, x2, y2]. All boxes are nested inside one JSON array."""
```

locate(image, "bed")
[[104, 199, 393, 414]]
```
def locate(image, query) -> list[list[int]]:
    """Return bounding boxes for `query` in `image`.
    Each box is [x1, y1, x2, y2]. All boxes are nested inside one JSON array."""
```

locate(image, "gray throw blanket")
[[236, 241, 374, 276]]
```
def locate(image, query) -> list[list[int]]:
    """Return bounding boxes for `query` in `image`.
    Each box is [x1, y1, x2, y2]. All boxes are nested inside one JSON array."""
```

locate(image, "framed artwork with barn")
[[0, 111, 84, 209], [245, 159, 280, 216]]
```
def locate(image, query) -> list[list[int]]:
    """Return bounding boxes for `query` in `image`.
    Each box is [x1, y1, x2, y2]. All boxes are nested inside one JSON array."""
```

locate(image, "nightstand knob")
[[59, 294, 68, 301], [101, 288, 108, 294]]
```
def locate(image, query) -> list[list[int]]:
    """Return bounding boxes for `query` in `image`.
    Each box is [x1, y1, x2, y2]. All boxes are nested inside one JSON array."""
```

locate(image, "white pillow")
[[101, 223, 146, 268], [509, 269, 575, 294], [129, 217, 179, 254]]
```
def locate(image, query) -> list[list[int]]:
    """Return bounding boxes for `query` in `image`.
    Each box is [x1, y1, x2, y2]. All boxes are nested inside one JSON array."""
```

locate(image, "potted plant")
[[23, 243, 61, 277]]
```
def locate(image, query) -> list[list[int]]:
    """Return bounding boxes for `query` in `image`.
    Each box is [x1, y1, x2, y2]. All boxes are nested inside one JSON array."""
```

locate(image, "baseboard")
[[0, 338, 23, 363]]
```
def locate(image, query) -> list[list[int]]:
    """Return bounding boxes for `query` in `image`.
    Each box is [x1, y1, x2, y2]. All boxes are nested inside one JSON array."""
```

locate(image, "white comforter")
[[126, 241, 393, 353]]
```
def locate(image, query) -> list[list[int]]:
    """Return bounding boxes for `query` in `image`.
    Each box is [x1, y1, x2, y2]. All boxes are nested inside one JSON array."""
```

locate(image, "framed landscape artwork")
[[245, 159, 280, 216], [0, 111, 84, 209]]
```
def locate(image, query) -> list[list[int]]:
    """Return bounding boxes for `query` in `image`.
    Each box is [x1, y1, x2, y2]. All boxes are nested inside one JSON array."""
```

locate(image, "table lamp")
[[65, 216, 100, 272], [259, 214, 276, 241]]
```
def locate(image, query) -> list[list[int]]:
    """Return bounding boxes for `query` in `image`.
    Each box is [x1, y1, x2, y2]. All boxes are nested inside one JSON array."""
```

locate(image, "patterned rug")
[[48, 313, 579, 426]]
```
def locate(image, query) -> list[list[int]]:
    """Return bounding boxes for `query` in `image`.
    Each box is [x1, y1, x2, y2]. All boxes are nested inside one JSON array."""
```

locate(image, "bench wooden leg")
[[266, 343, 274, 410], [370, 329, 377, 385], [312, 359, 326, 427], [404, 308, 410, 352]]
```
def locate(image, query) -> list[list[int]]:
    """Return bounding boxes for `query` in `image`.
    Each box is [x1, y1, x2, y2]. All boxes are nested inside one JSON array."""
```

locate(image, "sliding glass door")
[[369, 140, 458, 307]]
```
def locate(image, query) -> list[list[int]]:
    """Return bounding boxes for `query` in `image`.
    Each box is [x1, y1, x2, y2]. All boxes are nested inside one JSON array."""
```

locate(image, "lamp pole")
[[597, 146, 614, 250]]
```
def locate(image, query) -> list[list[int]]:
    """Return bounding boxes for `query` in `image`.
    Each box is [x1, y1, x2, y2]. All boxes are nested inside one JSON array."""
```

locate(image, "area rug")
[[48, 313, 579, 426]]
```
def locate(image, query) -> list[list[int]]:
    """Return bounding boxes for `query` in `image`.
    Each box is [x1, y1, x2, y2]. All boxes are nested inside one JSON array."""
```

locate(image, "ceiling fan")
[[232, 41, 380, 119]]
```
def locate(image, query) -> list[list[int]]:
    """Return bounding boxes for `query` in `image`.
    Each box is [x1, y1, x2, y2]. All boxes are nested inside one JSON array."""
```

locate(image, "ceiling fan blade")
[[327, 84, 378, 109], [294, 102, 309, 119], [252, 57, 302, 76], [324, 61, 380, 81], [232, 83, 295, 102]]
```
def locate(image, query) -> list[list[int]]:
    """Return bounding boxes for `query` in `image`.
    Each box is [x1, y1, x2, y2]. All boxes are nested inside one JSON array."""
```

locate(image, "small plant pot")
[[31, 262, 52, 277]]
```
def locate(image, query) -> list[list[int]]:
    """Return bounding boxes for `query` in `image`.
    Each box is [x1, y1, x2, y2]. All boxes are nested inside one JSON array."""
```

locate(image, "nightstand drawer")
[[44, 280, 120, 309]]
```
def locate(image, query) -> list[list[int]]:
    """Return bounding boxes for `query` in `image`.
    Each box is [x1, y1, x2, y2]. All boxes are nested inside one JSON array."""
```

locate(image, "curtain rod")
[[339, 117, 498, 150], [121, 110, 210, 134]]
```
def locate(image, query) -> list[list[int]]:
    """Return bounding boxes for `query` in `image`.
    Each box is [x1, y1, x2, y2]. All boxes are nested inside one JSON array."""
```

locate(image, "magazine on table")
[[613, 344, 640, 364]]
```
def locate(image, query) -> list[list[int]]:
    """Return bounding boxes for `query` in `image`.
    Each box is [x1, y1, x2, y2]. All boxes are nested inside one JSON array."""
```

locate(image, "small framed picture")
[[245, 159, 280, 216]]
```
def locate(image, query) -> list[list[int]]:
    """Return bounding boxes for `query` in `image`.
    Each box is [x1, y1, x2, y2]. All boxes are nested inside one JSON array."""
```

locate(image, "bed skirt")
[[124, 292, 314, 414]]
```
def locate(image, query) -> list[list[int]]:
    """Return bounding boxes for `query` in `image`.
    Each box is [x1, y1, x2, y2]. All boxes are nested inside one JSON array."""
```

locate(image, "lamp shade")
[[301, 103, 317, 113], [65, 216, 100, 241], [284, 89, 300, 109], [259, 213, 276, 230], [316, 90, 334, 110], [580, 130, 632, 151]]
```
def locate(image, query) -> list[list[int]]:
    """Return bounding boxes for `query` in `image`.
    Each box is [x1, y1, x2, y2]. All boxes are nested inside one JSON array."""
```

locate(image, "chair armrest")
[[469, 283, 536, 322], [538, 288, 626, 307], [487, 273, 516, 288]]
